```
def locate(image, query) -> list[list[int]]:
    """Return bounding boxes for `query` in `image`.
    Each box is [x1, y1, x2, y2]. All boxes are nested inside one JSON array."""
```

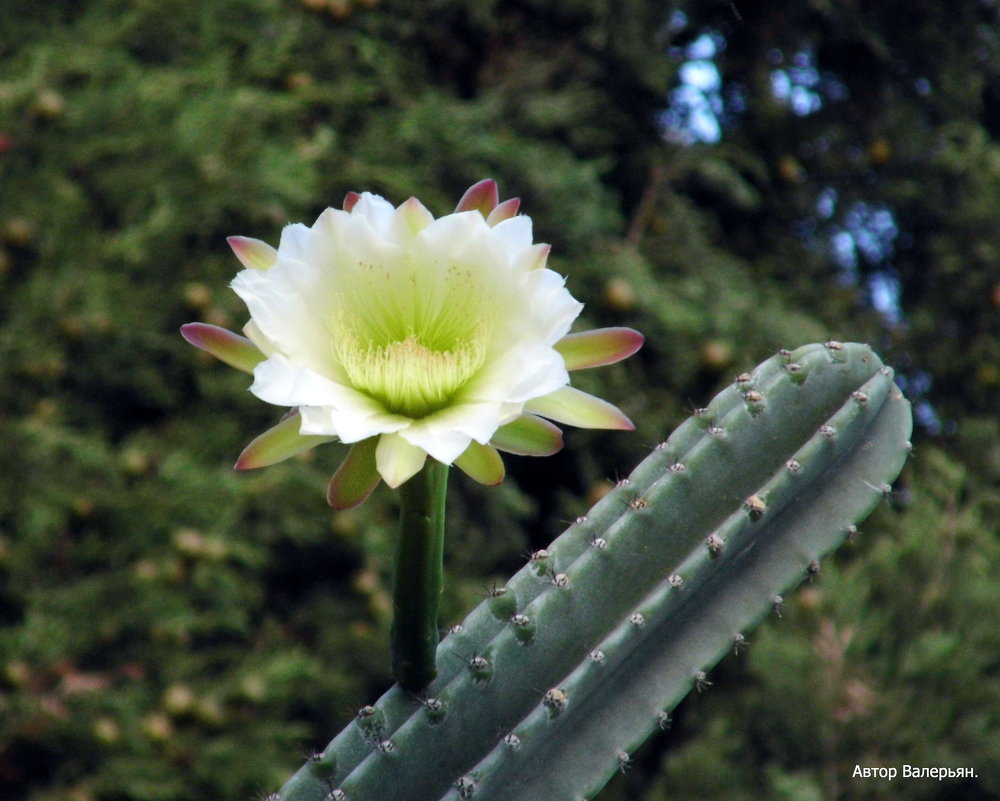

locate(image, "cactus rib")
[[277, 342, 913, 801], [445, 359, 911, 800]]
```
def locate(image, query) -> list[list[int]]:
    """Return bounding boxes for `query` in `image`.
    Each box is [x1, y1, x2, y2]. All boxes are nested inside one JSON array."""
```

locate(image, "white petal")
[[523, 268, 584, 343], [415, 212, 495, 275], [313, 205, 350, 244], [299, 403, 409, 443], [352, 193, 397, 239], [393, 197, 435, 238], [232, 261, 347, 382], [276, 222, 316, 263], [398, 401, 509, 463], [251, 354, 370, 411], [506, 349, 570, 400], [490, 215, 534, 260], [464, 346, 569, 405], [512, 242, 550, 273], [376, 433, 428, 487], [242, 320, 277, 357], [400, 427, 472, 465]]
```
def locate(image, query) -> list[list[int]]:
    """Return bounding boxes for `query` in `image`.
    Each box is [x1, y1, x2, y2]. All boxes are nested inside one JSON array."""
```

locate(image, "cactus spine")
[[277, 342, 913, 801]]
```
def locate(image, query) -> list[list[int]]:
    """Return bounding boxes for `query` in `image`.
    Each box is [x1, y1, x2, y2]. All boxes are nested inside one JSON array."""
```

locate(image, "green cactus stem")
[[449, 356, 910, 800], [276, 342, 912, 801]]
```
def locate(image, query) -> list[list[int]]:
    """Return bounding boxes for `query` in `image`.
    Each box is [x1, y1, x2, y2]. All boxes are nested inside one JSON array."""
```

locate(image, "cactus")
[[275, 342, 913, 801]]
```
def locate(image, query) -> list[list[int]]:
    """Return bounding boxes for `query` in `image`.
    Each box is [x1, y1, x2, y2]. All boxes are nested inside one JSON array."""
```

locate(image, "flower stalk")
[[391, 459, 449, 691]]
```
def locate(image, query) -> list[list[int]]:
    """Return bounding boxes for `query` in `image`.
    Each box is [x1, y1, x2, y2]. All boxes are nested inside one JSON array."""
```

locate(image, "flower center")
[[336, 330, 487, 418], [328, 249, 503, 417]]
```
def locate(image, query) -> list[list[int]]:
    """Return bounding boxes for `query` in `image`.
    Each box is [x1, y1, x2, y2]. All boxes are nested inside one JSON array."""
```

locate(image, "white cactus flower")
[[182, 180, 642, 507]]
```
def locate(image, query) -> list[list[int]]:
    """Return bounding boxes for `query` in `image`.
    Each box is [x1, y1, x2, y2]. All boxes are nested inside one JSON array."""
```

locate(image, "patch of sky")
[[867, 271, 902, 324], [825, 199, 939, 428], [666, 8, 688, 34], [662, 32, 724, 144], [770, 48, 848, 116], [914, 402, 944, 435], [662, 36, 850, 145], [828, 200, 904, 322], [830, 201, 899, 270], [660, 16, 932, 430], [816, 186, 837, 219], [896, 372, 942, 434], [770, 51, 823, 116]]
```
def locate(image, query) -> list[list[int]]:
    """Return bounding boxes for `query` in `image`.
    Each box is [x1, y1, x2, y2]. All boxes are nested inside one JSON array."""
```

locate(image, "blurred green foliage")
[[0, 1, 997, 799]]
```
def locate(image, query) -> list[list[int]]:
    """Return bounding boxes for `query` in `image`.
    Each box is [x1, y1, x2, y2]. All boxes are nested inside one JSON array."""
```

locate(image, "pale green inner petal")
[[329, 252, 499, 418]]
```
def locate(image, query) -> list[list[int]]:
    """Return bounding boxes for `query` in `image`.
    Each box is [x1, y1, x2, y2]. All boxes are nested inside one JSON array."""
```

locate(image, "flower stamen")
[[335, 328, 487, 418]]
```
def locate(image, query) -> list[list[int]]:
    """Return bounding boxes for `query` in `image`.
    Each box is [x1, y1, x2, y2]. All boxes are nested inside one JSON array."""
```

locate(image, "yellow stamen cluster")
[[329, 252, 500, 418], [336, 331, 487, 418]]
